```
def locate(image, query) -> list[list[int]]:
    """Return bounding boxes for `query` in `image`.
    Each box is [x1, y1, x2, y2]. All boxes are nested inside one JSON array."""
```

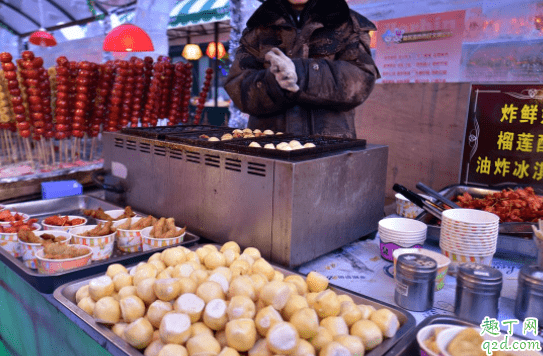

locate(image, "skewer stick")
[[25, 138, 34, 168], [59, 140, 63, 164], [1, 131, 8, 164], [50, 139, 55, 166], [64, 139, 68, 163], [9, 132, 16, 163], [83, 133, 87, 161], [0, 131, 6, 165], [89, 137, 95, 161]]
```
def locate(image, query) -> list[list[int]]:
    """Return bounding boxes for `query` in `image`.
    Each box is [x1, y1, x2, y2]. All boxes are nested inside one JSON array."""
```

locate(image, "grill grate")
[[121, 125, 229, 140]]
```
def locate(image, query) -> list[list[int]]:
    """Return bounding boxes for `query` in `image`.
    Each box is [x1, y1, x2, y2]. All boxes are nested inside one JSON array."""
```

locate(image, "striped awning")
[[169, 0, 230, 28]]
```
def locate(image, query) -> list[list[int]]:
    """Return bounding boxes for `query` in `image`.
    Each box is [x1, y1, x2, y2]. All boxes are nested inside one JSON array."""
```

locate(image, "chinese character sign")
[[375, 10, 465, 83], [461, 84, 543, 186]]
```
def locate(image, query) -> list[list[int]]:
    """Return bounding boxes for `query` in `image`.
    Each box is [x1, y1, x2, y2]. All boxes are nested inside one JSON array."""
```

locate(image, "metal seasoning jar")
[[455, 263, 502, 324], [394, 253, 437, 311], [515, 264, 543, 324]]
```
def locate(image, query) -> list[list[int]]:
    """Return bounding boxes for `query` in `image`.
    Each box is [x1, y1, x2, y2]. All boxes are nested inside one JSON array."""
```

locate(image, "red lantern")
[[103, 24, 154, 52], [29, 30, 57, 47], [205, 42, 226, 59]]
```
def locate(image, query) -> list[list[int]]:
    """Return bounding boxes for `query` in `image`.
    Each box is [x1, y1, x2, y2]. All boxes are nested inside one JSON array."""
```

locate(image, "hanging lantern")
[[182, 44, 203, 61], [29, 30, 57, 47], [103, 24, 154, 52], [206, 42, 226, 59]]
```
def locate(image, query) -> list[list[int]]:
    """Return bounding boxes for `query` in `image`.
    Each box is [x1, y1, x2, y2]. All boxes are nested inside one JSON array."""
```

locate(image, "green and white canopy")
[[169, 0, 230, 28]]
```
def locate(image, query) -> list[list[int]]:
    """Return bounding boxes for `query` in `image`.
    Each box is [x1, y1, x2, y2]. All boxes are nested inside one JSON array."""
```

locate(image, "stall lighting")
[[29, 30, 57, 47], [103, 24, 154, 52], [182, 44, 203, 60], [206, 42, 226, 59]]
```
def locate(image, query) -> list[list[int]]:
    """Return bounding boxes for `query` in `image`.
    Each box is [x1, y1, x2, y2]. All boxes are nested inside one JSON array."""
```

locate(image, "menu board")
[[375, 10, 465, 83], [461, 84, 543, 187]]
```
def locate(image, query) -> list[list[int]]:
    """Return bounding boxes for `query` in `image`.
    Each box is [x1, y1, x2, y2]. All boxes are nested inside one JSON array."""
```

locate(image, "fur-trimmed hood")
[[247, 0, 375, 30]]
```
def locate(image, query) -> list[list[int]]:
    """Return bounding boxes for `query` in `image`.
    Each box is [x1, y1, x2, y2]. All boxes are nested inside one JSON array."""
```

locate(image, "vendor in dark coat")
[[225, 0, 380, 138]]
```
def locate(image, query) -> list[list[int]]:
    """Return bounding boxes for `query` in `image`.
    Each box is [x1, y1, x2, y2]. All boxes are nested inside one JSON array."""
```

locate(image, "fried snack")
[[424, 327, 446, 354], [447, 328, 486, 356], [82, 207, 110, 220], [130, 215, 156, 230], [117, 217, 132, 230], [0, 210, 27, 223], [0, 219, 38, 233], [43, 243, 89, 259], [455, 187, 543, 222], [80, 221, 115, 237], [149, 217, 186, 239], [18, 230, 64, 245], [117, 206, 135, 220], [43, 215, 85, 226]]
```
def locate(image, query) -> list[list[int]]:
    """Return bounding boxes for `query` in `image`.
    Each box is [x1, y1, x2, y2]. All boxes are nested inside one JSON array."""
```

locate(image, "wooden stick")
[[1, 131, 8, 164], [25, 138, 33, 168], [64, 139, 68, 163], [50, 139, 55, 166], [83, 133, 87, 161]]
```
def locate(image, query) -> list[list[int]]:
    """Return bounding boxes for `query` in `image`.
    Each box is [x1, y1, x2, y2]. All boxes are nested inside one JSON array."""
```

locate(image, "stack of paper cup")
[[378, 218, 427, 261], [439, 209, 499, 269]]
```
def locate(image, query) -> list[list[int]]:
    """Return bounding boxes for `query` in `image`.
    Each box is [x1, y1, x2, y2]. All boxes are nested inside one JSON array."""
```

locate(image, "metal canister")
[[515, 264, 543, 324], [394, 253, 437, 311], [455, 263, 502, 324]]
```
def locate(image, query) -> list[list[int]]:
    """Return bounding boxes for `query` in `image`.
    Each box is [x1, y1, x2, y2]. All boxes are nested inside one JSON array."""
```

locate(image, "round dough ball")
[[174, 293, 206, 323], [191, 322, 214, 337], [208, 273, 229, 295], [230, 260, 251, 277], [205, 251, 227, 269], [196, 281, 225, 303], [227, 295, 256, 320], [161, 248, 186, 267], [309, 327, 333, 353], [209, 137, 220, 142], [118, 285, 138, 300], [120, 295, 146, 323], [273, 270, 285, 281], [266, 322, 299, 355], [160, 312, 192, 345], [76, 285, 90, 304], [306, 272, 328, 293], [250, 274, 268, 295], [173, 263, 195, 278], [259, 281, 292, 310], [124, 317, 154, 349], [216, 330, 228, 348], [89, 275, 115, 301], [350, 319, 383, 351], [290, 308, 319, 339], [294, 339, 315, 356], [222, 249, 238, 267], [203, 298, 228, 331], [221, 134, 233, 141], [144, 339, 165, 356], [303, 143, 316, 148], [336, 295, 353, 304], [283, 275, 308, 296], [333, 335, 364, 356], [218, 347, 240, 356], [369, 309, 400, 338], [149, 260, 167, 274], [107, 264, 129, 279], [147, 300, 173, 329], [357, 304, 376, 320], [279, 145, 292, 151], [320, 317, 349, 338], [276, 142, 289, 150], [157, 267, 173, 280], [178, 277, 198, 295], [133, 264, 158, 287], [190, 269, 209, 286], [263, 130, 274, 135], [154, 278, 182, 302], [248, 339, 271, 356], [249, 142, 261, 148], [112, 322, 127, 339], [78, 296, 96, 316], [94, 296, 121, 325], [213, 266, 233, 283], [242, 247, 261, 261], [263, 144, 275, 149], [148, 252, 163, 263], [282, 295, 309, 321], [313, 290, 340, 319], [186, 333, 221, 356], [220, 241, 241, 254], [289, 140, 302, 148], [225, 318, 257, 352], [158, 344, 188, 356], [228, 275, 256, 301], [339, 301, 363, 327], [113, 273, 134, 292], [319, 342, 350, 356], [136, 277, 158, 305], [254, 305, 283, 337]]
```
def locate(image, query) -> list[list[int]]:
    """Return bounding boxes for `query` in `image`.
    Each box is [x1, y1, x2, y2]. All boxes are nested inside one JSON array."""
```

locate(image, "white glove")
[[265, 48, 299, 92]]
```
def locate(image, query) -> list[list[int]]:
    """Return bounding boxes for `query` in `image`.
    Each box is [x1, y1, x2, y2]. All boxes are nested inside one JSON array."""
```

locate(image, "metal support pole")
[[214, 21, 219, 107]]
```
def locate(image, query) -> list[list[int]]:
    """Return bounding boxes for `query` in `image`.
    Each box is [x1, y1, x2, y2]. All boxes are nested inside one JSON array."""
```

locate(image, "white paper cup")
[[19, 230, 71, 269], [69, 225, 115, 261], [42, 215, 87, 231], [141, 226, 185, 251]]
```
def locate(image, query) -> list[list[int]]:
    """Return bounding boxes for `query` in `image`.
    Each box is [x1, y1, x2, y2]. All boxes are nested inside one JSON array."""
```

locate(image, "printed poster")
[[375, 10, 466, 83]]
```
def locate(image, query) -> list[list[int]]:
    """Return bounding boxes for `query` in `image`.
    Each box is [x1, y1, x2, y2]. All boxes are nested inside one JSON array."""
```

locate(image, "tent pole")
[[214, 21, 219, 108]]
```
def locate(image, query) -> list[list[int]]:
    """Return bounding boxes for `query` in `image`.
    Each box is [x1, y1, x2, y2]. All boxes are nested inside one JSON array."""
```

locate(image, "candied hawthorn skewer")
[[194, 68, 213, 125]]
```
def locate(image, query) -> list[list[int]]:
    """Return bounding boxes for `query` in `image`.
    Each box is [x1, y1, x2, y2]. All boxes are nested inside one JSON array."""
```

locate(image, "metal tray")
[[54, 257, 416, 356], [120, 125, 229, 140], [222, 135, 367, 160], [384, 314, 541, 355], [0, 195, 200, 293], [162, 128, 240, 149], [417, 184, 540, 258]]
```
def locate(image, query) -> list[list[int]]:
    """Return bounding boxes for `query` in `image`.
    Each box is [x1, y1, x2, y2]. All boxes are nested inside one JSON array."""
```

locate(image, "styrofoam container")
[[416, 324, 454, 356], [436, 326, 543, 356], [42, 215, 87, 231], [393, 248, 451, 291], [69, 225, 115, 261], [19, 230, 71, 269], [141, 226, 185, 251]]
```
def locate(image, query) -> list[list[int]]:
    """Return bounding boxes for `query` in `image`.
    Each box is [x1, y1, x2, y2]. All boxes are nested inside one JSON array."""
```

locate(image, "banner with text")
[[375, 10, 466, 83]]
